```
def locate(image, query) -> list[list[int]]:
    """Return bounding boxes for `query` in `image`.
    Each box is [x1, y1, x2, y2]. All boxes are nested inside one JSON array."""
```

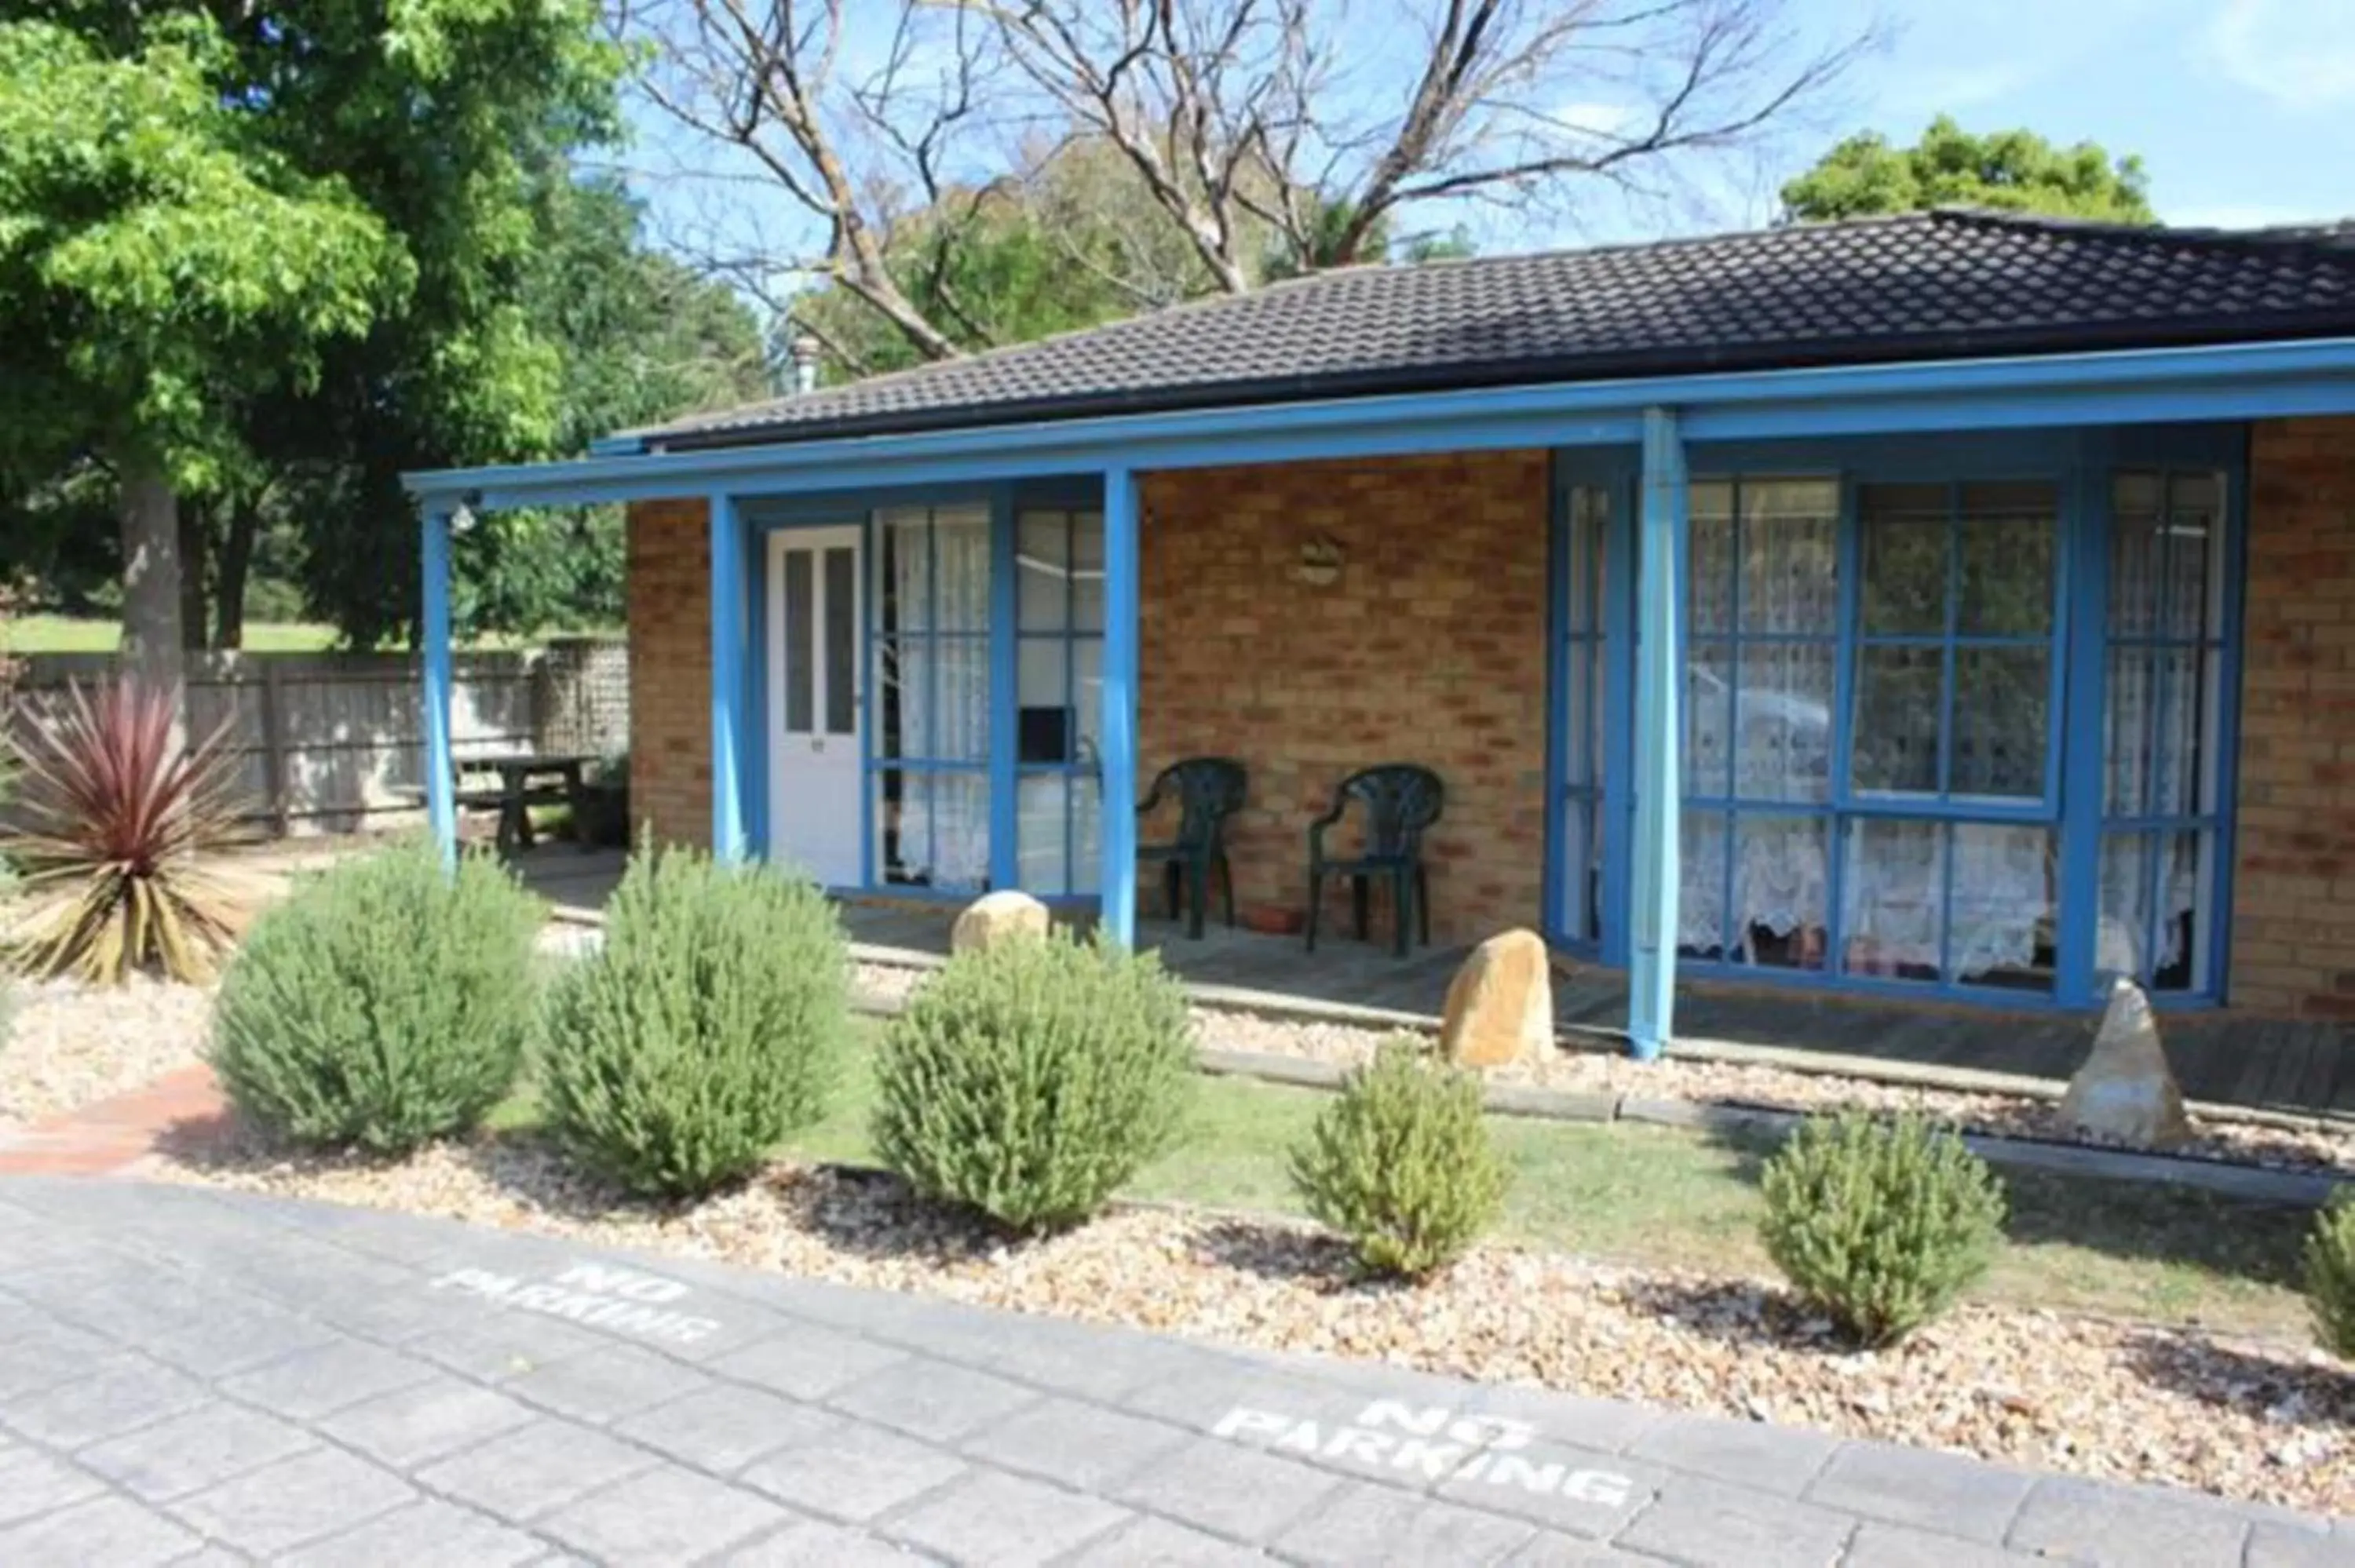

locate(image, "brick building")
[[410, 210, 2355, 1042]]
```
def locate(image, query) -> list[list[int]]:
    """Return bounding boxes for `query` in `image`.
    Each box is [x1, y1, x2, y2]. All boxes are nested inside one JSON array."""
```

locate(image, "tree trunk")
[[177, 504, 210, 653], [214, 497, 258, 651], [115, 443, 186, 723]]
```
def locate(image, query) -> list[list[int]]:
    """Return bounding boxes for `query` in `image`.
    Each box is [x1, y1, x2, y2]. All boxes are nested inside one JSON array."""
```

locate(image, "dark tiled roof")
[[638, 208, 2355, 450]]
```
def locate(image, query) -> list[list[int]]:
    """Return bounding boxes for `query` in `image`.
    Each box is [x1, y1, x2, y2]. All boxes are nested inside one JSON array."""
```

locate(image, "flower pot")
[[1240, 903, 1305, 936]]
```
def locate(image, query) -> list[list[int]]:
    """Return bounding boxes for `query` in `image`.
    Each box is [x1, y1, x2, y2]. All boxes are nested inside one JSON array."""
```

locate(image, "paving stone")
[[0, 1355, 210, 1449], [1502, 1535, 1665, 1566], [1803, 1441, 2034, 1543], [614, 1381, 838, 1475], [502, 1340, 717, 1426], [77, 1401, 316, 1503], [1111, 1435, 1346, 1544], [1059, 1516, 1276, 1566], [1120, 1356, 1367, 1439], [539, 1462, 791, 1561], [827, 1355, 1039, 1444], [318, 1377, 539, 1470], [402, 1316, 608, 1384], [1274, 1479, 1539, 1566], [1431, 1440, 1663, 1540], [1842, 1522, 2049, 1566], [0, 1315, 114, 1398], [885, 1468, 1131, 1566], [2246, 1520, 2353, 1568], [276, 1497, 546, 1567], [1616, 1475, 1857, 1568], [129, 1294, 342, 1377], [0, 1491, 202, 1568], [2007, 1476, 2255, 1567], [218, 1338, 437, 1420], [1627, 1412, 1841, 1496], [414, 1417, 658, 1520], [167, 1446, 416, 1556], [958, 1395, 1189, 1490], [722, 1516, 944, 1565], [0, 1440, 104, 1526], [708, 1322, 909, 1402], [740, 1419, 966, 1522], [1466, 1384, 1670, 1457]]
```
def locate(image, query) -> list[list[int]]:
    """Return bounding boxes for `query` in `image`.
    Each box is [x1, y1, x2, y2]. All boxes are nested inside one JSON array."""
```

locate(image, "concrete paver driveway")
[[0, 1177, 2343, 1566]]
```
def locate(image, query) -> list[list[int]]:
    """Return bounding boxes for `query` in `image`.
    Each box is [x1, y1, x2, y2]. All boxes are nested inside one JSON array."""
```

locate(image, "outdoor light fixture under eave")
[[1291, 534, 1344, 587]]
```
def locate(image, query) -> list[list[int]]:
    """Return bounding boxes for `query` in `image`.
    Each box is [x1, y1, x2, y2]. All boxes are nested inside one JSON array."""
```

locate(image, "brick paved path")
[[0, 1177, 2343, 1566]]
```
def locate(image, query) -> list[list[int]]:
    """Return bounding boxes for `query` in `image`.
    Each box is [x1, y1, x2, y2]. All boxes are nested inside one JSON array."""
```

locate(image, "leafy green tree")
[[1781, 116, 2154, 224]]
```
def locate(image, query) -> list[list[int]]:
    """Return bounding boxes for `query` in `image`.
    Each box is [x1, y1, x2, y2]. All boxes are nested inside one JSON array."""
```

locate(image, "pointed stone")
[[950, 889, 1050, 955], [1440, 928, 1554, 1069], [2057, 976, 2192, 1150]]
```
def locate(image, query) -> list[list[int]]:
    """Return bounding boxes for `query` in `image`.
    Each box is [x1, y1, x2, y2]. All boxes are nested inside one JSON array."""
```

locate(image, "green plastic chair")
[[1137, 757, 1248, 939], [1305, 764, 1443, 957]]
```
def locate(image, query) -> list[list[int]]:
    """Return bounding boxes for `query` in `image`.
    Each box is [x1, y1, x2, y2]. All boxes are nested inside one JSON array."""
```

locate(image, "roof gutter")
[[405, 334, 2355, 512]]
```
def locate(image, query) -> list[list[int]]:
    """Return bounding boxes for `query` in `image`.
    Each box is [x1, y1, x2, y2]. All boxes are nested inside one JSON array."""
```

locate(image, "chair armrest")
[[1135, 775, 1164, 817], [1306, 797, 1349, 863]]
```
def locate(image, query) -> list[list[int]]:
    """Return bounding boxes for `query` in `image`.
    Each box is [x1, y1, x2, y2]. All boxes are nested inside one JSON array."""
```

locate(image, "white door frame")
[[764, 524, 864, 887]]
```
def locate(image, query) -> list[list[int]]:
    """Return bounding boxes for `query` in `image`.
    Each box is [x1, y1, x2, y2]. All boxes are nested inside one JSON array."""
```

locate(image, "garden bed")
[[147, 1120, 2355, 1516], [0, 979, 210, 1131]]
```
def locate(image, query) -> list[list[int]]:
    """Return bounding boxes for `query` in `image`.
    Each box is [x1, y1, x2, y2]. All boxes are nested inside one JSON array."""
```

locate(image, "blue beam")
[[402, 337, 2355, 512], [1100, 467, 1141, 946], [420, 505, 457, 873], [710, 493, 749, 862], [1628, 408, 1687, 1060]]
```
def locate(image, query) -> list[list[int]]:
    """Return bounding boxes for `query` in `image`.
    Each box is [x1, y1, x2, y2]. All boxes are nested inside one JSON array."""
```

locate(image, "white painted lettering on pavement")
[[430, 1261, 719, 1344], [1211, 1401, 1633, 1508]]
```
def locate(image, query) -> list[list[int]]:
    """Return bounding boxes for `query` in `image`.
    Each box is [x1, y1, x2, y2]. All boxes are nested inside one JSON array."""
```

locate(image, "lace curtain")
[[882, 505, 991, 888]]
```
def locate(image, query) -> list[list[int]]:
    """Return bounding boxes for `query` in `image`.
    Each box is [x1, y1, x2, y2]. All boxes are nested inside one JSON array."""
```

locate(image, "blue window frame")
[[871, 501, 994, 892], [1012, 504, 1107, 895], [1550, 425, 2247, 1009]]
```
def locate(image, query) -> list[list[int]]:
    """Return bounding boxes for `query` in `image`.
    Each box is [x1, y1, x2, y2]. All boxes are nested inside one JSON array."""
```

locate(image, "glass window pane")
[[2149, 647, 2203, 816], [1677, 811, 1730, 957], [933, 505, 992, 632], [878, 510, 929, 635], [1019, 510, 1071, 631], [2102, 648, 2153, 815], [1739, 485, 1839, 633], [1069, 772, 1101, 897], [2154, 830, 2211, 993], [1949, 824, 2054, 990], [932, 636, 991, 762], [1566, 486, 1608, 633], [1840, 819, 1944, 983], [1017, 637, 1072, 764], [2098, 831, 2156, 980], [1852, 646, 1943, 794], [1731, 815, 1829, 970], [1563, 645, 1594, 788], [1733, 643, 1833, 802], [1017, 772, 1069, 895], [1958, 483, 2056, 636], [2109, 475, 2163, 638], [1952, 647, 2047, 798], [1557, 800, 1594, 942], [823, 546, 856, 735], [782, 550, 812, 734], [872, 636, 919, 758], [1689, 483, 1733, 633], [1685, 640, 1734, 796], [1070, 510, 1105, 633], [2164, 473, 2224, 640], [1860, 484, 1948, 633], [1072, 638, 1103, 764]]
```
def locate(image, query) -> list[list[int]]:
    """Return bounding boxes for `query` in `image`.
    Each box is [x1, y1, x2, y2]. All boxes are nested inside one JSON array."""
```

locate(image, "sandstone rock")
[[2057, 976, 2192, 1150], [1440, 928, 1554, 1069], [950, 889, 1050, 955]]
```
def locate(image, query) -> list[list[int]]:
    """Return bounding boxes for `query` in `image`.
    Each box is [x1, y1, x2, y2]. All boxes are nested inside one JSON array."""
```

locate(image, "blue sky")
[[619, 0, 2355, 305]]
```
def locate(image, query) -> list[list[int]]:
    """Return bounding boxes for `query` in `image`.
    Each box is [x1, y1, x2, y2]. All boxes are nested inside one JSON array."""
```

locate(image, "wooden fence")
[[7, 640, 629, 836]]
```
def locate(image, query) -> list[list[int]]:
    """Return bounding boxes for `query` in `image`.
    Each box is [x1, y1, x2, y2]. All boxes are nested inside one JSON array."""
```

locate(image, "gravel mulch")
[[147, 1125, 2355, 1516], [0, 979, 213, 1131], [1188, 1006, 2355, 1176]]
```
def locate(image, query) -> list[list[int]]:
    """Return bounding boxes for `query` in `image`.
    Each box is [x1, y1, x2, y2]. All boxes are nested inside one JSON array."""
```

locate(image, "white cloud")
[[2204, 0, 2355, 111]]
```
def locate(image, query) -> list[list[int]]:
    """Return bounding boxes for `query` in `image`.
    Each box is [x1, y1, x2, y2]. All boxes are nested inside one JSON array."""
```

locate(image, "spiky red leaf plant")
[[5, 680, 256, 984]]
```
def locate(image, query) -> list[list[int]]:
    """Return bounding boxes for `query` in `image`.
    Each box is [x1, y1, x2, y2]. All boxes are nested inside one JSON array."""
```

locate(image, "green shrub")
[[2306, 1189, 2355, 1359], [539, 847, 848, 1198], [1758, 1110, 2006, 1347], [872, 929, 1193, 1233], [210, 840, 539, 1153], [1289, 1037, 1509, 1279]]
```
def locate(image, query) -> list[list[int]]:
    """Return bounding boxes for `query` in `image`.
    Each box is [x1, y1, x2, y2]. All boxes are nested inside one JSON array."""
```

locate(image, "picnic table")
[[454, 751, 598, 856]]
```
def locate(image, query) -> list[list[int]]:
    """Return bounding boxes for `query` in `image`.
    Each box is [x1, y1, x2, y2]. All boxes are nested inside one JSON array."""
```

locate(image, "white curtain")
[[885, 505, 992, 888]]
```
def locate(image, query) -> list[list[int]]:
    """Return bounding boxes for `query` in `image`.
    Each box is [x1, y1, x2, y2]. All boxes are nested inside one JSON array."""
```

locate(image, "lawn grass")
[[2, 615, 341, 654], [751, 1034, 2315, 1340]]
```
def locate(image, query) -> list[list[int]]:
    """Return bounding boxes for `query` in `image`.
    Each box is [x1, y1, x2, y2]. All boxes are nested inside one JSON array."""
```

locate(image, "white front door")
[[766, 526, 863, 885]]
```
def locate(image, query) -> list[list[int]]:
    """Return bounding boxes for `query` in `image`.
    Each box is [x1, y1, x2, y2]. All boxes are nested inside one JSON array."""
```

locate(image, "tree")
[[622, 0, 1871, 366], [0, 13, 408, 694], [0, 2, 626, 659], [1780, 116, 2155, 224]]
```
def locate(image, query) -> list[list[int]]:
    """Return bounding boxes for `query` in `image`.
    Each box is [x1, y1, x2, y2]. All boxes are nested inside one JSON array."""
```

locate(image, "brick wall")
[[625, 498, 712, 849], [2232, 416, 2355, 1016], [1138, 451, 1551, 944]]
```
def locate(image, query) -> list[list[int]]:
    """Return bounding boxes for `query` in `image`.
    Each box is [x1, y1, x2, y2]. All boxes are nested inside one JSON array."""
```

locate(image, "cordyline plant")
[[4, 680, 254, 984]]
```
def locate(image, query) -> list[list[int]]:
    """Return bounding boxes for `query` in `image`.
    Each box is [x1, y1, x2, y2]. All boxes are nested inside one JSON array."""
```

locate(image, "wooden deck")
[[517, 848, 2355, 1123]]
